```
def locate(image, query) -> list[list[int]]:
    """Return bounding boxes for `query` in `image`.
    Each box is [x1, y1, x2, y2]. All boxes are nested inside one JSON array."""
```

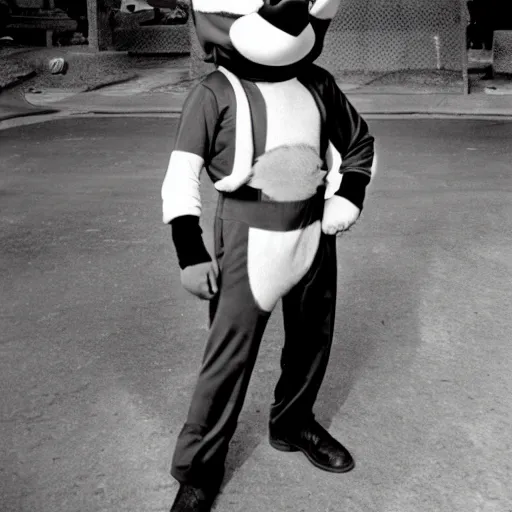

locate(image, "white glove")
[[321, 195, 360, 235]]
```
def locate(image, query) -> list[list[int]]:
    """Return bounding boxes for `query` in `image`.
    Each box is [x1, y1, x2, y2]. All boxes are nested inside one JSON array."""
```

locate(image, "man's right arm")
[[161, 83, 219, 271]]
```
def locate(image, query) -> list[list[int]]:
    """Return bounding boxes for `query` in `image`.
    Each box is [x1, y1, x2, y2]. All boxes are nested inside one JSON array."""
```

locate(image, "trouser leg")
[[269, 233, 337, 431], [171, 218, 270, 488]]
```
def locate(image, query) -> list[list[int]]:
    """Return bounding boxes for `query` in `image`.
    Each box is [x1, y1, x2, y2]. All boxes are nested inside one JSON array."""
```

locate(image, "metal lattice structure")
[[492, 30, 512, 74], [317, 0, 465, 73], [188, 15, 215, 79], [113, 24, 189, 53]]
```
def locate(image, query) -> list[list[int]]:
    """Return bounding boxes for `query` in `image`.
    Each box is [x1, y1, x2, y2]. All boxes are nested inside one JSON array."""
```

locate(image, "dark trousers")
[[171, 195, 337, 488]]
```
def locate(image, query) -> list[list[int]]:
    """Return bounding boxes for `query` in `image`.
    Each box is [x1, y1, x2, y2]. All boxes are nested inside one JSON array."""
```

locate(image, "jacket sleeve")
[[161, 83, 219, 269], [324, 73, 375, 210]]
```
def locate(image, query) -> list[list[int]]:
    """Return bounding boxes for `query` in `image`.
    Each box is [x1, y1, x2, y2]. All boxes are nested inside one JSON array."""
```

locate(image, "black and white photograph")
[[1, 1, 511, 511]]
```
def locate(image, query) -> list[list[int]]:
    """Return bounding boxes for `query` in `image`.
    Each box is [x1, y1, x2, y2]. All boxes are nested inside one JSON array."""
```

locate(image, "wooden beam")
[[45, 29, 53, 47], [86, 0, 114, 51], [87, 0, 100, 51]]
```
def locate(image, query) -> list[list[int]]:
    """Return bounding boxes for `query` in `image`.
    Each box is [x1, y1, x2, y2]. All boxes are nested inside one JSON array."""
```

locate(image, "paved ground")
[[1, 117, 511, 512], [4, 83, 512, 126]]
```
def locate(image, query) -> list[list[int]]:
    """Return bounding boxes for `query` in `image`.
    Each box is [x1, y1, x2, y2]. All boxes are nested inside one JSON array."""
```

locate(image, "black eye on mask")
[[259, 0, 310, 37]]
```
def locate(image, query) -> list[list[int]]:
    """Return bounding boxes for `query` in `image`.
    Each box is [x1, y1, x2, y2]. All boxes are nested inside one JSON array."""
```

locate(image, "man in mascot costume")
[[161, 1, 376, 510]]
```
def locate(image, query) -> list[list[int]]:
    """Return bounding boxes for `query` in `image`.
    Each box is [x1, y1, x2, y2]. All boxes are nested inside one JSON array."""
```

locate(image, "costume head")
[[191, 0, 341, 81]]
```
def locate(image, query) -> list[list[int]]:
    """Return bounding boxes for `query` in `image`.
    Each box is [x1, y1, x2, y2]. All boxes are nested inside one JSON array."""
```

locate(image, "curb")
[[3, 108, 512, 132], [0, 69, 37, 92], [84, 73, 139, 92], [5, 88, 512, 123], [41, 97, 512, 119]]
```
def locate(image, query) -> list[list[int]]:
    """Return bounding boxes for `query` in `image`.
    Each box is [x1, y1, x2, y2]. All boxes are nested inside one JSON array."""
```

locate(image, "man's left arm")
[[329, 78, 375, 210], [322, 75, 376, 234]]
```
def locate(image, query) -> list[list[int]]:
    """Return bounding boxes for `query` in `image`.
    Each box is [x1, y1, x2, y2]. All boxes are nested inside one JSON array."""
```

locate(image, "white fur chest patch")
[[214, 68, 325, 198], [250, 144, 324, 201], [256, 79, 321, 152]]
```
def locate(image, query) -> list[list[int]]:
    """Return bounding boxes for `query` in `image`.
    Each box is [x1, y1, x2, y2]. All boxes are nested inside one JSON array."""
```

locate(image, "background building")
[[6, 0, 512, 93]]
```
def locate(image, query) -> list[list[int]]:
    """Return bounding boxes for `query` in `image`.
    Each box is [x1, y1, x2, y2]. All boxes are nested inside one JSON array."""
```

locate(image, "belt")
[[218, 186, 325, 232]]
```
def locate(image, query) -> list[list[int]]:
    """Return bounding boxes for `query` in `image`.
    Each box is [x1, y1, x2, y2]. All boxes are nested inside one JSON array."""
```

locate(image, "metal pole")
[[462, 0, 470, 94]]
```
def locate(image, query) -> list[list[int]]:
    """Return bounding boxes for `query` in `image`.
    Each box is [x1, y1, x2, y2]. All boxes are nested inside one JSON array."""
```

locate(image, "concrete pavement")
[[1, 116, 511, 512], [2, 57, 512, 123], [17, 86, 512, 118], [3, 84, 512, 127]]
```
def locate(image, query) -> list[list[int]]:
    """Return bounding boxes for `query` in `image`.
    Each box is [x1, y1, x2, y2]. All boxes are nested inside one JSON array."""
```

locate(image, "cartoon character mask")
[[191, 0, 341, 81]]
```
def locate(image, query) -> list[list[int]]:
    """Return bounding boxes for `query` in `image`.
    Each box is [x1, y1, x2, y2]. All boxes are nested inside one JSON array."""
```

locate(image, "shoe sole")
[[269, 438, 355, 474]]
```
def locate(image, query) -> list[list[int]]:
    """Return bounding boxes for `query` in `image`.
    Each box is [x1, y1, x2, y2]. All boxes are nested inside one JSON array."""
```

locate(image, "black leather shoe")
[[269, 420, 355, 473], [170, 484, 216, 512]]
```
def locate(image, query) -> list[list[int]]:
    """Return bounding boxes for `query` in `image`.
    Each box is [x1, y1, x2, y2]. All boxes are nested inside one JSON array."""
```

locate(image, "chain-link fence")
[[110, 1, 189, 53], [317, 0, 465, 73], [104, 0, 469, 92], [313, 0, 468, 93], [112, 23, 189, 53]]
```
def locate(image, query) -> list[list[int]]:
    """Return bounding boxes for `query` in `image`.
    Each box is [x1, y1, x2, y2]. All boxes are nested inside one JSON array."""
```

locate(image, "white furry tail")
[[215, 66, 254, 193]]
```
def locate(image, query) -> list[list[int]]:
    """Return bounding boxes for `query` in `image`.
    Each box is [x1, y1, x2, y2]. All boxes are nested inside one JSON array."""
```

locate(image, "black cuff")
[[334, 171, 371, 211], [170, 215, 212, 270]]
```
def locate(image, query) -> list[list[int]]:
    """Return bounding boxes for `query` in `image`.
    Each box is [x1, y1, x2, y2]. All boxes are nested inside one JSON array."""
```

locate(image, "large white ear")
[[192, 0, 263, 15], [310, 0, 341, 20]]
